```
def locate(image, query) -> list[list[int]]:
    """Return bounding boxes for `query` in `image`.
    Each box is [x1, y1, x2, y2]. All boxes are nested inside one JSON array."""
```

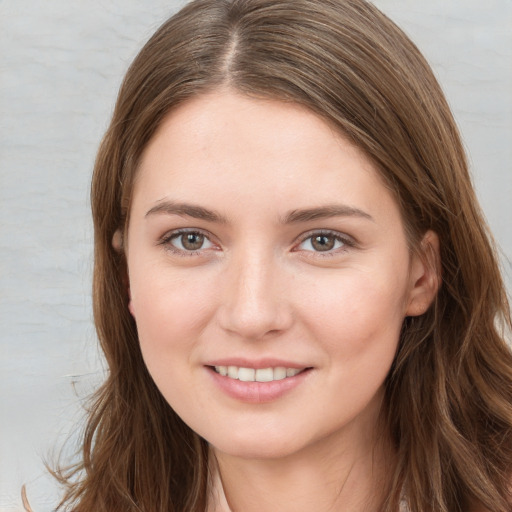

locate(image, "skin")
[[124, 90, 439, 512]]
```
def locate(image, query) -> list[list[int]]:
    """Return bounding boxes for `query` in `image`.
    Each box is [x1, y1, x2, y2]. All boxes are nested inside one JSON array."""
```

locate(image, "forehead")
[[132, 90, 400, 229]]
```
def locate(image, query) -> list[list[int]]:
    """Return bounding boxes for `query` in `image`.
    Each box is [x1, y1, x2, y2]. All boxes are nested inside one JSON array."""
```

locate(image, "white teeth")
[[214, 365, 304, 382], [255, 368, 274, 382], [273, 367, 287, 380], [238, 367, 255, 382]]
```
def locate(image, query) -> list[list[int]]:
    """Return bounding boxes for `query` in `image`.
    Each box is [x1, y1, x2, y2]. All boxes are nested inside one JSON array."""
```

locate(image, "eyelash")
[[294, 230, 355, 257], [158, 228, 216, 256], [158, 229, 355, 257]]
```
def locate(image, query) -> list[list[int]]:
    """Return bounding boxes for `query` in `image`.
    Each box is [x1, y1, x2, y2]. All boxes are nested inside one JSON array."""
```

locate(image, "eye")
[[164, 230, 214, 253], [296, 231, 351, 253]]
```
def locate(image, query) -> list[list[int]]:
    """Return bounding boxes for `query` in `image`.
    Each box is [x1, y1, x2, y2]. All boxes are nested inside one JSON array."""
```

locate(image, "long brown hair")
[[54, 1, 512, 510]]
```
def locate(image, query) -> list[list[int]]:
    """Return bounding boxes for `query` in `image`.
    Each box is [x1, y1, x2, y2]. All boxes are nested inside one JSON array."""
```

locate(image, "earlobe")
[[112, 229, 135, 317], [126, 276, 135, 318], [405, 230, 441, 317], [112, 229, 124, 253], [128, 294, 136, 318]]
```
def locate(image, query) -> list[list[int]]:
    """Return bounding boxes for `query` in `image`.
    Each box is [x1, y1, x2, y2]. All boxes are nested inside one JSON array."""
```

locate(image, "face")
[[125, 91, 435, 461]]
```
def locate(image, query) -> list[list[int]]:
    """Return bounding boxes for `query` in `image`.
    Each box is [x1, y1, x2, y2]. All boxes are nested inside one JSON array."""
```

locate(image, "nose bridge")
[[218, 244, 291, 339]]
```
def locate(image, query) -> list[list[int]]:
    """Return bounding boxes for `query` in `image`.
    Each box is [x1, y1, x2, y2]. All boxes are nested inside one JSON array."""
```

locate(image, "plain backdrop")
[[1, 1, 511, 510]]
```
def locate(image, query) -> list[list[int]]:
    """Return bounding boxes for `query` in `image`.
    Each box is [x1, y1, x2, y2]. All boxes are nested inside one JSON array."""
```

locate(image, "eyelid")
[[293, 229, 356, 254], [158, 227, 219, 255], [157, 227, 355, 257]]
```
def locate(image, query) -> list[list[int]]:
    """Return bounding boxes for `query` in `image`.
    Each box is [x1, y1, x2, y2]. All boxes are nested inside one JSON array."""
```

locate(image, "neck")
[[208, 409, 394, 512]]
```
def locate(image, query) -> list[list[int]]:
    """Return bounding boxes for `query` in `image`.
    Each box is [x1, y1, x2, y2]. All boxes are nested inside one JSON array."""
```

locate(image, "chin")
[[206, 419, 345, 462], [211, 436, 305, 461]]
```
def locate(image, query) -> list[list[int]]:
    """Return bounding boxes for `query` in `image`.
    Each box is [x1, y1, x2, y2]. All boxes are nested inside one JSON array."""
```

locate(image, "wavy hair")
[[54, 1, 512, 511]]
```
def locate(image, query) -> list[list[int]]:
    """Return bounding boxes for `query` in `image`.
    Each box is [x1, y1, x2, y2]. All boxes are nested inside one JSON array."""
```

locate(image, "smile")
[[213, 366, 305, 382]]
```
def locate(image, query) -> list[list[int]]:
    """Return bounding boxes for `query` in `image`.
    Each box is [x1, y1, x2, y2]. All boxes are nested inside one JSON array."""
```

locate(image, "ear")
[[112, 229, 136, 318], [112, 229, 123, 253], [405, 230, 441, 317], [128, 290, 136, 318]]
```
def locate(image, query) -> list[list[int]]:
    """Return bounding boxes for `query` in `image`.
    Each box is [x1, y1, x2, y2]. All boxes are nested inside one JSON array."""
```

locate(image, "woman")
[[53, 0, 512, 511]]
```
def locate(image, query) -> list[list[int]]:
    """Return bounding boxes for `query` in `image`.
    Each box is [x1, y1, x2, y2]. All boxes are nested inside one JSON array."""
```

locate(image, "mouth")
[[210, 365, 310, 382]]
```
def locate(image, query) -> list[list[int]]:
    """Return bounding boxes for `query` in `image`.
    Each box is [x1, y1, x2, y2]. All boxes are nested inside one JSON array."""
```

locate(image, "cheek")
[[300, 269, 408, 359], [129, 270, 221, 414], [129, 268, 218, 361]]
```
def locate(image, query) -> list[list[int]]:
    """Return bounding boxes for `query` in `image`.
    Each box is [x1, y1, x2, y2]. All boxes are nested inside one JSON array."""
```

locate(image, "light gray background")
[[1, 1, 511, 510]]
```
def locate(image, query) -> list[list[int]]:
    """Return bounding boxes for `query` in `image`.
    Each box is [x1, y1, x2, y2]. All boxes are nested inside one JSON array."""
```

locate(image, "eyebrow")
[[145, 200, 374, 224], [282, 205, 374, 224], [145, 200, 228, 223]]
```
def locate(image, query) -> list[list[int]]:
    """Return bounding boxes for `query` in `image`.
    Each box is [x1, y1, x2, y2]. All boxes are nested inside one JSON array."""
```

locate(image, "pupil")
[[182, 233, 204, 250], [312, 235, 334, 251]]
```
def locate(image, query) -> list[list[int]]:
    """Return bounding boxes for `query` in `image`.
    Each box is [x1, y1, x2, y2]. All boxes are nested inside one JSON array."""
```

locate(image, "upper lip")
[[204, 358, 310, 370]]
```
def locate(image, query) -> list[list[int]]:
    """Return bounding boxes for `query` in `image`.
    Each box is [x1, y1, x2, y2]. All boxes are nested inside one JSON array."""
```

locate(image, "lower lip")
[[206, 367, 312, 403]]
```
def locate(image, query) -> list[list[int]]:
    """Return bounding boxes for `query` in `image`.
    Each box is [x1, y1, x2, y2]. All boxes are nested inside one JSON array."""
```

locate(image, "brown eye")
[[182, 233, 204, 250], [169, 232, 213, 252], [180, 233, 204, 251], [297, 232, 348, 253], [311, 235, 336, 251]]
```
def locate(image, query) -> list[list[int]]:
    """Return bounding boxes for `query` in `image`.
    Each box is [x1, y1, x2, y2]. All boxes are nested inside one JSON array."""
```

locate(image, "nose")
[[217, 251, 293, 341]]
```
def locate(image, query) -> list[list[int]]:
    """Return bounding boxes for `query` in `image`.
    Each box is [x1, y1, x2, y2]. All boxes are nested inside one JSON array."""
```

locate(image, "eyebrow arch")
[[283, 205, 374, 224], [145, 200, 373, 225], [145, 200, 228, 223]]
